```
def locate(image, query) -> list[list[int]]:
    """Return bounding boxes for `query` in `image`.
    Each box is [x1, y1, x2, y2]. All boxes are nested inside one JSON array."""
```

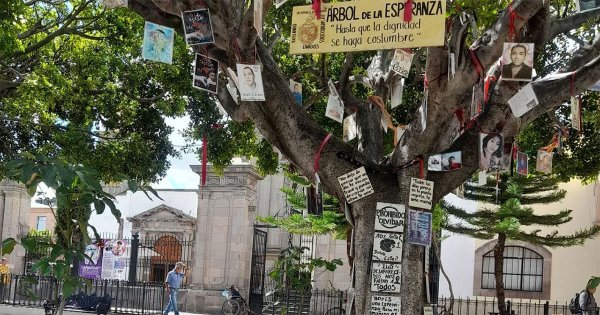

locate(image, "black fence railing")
[[24, 233, 194, 288], [436, 296, 599, 315], [0, 275, 165, 314]]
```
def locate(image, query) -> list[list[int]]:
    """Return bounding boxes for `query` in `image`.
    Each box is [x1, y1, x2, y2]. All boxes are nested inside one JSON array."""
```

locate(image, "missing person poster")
[[79, 243, 103, 279], [101, 239, 128, 280], [289, 0, 446, 54]]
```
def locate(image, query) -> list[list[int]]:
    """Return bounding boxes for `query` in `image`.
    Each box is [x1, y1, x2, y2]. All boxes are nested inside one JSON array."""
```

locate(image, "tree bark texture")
[[494, 233, 508, 315], [128, 0, 600, 314]]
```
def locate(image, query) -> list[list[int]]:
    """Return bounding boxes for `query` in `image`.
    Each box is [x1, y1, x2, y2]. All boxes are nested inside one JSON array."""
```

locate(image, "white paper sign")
[[391, 77, 404, 109], [371, 263, 402, 293], [390, 49, 414, 77], [343, 114, 357, 142], [375, 203, 406, 233], [372, 232, 403, 263], [508, 83, 539, 118], [408, 178, 434, 210], [326, 95, 344, 123], [337, 167, 374, 203], [236, 64, 266, 101], [571, 96, 581, 131], [424, 306, 434, 315], [371, 295, 401, 314]]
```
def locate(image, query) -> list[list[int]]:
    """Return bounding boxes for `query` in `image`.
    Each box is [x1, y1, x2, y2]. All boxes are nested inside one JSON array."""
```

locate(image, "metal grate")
[[481, 246, 543, 292]]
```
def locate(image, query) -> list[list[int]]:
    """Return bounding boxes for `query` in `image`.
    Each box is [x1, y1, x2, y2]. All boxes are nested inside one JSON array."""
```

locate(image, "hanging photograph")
[[343, 113, 357, 142], [571, 96, 582, 131], [390, 49, 414, 77], [536, 150, 553, 174], [193, 54, 219, 94], [576, 0, 600, 11], [471, 81, 485, 119], [326, 95, 344, 123], [182, 9, 215, 46], [479, 133, 505, 172], [142, 21, 174, 64], [236, 64, 266, 101], [103, 0, 127, 8], [408, 209, 432, 246], [428, 154, 442, 171], [501, 43, 534, 82], [290, 79, 302, 106], [516, 151, 528, 175], [391, 77, 404, 109], [508, 83, 539, 118], [441, 151, 462, 171]]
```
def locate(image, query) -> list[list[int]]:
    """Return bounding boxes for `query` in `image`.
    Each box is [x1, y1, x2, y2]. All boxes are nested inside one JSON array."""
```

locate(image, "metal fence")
[[0, 275, 165, 314], [436, 296, 598, 315], [24, 233, 194, 288]]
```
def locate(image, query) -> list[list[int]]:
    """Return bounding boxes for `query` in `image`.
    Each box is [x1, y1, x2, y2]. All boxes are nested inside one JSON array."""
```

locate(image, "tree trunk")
[[494, 233, 507, 315]]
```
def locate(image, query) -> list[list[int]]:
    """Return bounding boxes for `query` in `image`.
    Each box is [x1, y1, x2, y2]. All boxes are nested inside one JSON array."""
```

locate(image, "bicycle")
[[222, 286, 253, 315]]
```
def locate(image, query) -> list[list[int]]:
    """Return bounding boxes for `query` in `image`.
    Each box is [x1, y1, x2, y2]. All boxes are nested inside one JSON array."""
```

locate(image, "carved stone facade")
[[128, 204, 196, 240], [0, 180, 31, 274]]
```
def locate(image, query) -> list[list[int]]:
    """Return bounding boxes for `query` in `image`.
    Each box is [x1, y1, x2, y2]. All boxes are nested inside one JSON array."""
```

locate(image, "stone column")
[[185, 164, 262, 314], [0, 180, 31, 274]]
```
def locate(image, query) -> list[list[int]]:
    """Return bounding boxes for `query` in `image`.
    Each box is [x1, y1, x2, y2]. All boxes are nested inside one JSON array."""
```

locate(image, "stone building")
[[0, 180, 33, 274]]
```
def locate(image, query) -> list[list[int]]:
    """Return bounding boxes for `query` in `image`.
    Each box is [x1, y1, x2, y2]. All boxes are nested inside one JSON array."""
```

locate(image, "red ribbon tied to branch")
[[312, 0, 322, 19], [404, 0, 413, 22]]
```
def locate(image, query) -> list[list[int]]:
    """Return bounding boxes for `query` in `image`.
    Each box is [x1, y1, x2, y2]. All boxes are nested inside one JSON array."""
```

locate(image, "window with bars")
[[481, 246, 543, 292]]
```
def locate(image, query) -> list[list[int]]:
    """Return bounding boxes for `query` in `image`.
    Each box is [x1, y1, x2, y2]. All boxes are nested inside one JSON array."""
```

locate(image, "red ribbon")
[[201, 135, 208, 186], [314, 133, 333, 174], [469, 49, 484, 81], [483, 75, 497, 104], [312, 0, 321, 19], [418, 157, 424, 179], [455, 109, 465, 127], [404, 0, 413, 22], [508, 4, 517, 41]]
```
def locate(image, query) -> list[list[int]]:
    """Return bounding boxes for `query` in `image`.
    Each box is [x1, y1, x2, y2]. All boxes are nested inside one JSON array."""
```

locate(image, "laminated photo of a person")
[[502, 43, 533, 81], [480, 133, 504, 172]]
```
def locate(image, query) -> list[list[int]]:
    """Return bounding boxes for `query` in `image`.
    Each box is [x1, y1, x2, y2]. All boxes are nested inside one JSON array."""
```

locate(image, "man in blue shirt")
[[163, 262, 185, 315]]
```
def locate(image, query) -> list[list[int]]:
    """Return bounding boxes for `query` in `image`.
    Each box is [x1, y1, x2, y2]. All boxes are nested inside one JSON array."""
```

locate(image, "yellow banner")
[[289, 0, 446, 54]]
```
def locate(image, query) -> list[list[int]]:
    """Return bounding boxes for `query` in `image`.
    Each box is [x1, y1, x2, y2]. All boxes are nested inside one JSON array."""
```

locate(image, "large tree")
[[1, 0, 595, 313]]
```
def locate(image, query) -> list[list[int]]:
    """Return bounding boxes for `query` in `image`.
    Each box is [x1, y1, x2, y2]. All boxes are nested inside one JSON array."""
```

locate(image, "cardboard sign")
[[371, 295, 401, 314], [408, 178, 434, 209], [337, 167, 374, 203], [508, 83, 539, 118], [371, 262, 402, 293], [289, 0, 446, 54], [372, 232, 403, 263], [375, 202, 405, 233], [408, 209, 432, 246]]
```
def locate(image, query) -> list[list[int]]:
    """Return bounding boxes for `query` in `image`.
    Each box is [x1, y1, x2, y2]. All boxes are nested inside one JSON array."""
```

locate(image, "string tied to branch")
[[507, 3, 525, 42]]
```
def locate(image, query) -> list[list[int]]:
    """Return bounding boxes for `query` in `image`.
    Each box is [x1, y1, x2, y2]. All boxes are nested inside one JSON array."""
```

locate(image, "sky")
[[155, 116, 200, 189]]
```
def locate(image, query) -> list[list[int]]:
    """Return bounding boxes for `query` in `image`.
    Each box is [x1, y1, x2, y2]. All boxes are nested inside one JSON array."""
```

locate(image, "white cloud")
[[155, 116, 200, 189]]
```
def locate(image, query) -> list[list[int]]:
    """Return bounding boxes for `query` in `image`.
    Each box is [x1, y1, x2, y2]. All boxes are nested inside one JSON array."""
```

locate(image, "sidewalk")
[[0, 305, 209, 315]]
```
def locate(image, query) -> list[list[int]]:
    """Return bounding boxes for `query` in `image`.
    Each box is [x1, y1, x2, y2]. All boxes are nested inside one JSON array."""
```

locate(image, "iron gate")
[[248, 228, 267, 314]]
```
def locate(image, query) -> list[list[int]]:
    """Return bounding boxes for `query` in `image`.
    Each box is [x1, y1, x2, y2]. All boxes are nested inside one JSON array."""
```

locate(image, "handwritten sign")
[[408, 209, 432, 246], [371, 295, 401, 314], [375, 203, 405, 233], [373, 232, 403, 263], [338, 167, 374, 203], [408, 177, 434, 209], [371, 262, 402, 293], [289, 0, 446, 54], [424, 306, 433, 315]]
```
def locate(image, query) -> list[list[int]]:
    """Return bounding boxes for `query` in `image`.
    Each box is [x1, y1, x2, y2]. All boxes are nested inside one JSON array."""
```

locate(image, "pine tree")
[[441, 174, 600, 315]]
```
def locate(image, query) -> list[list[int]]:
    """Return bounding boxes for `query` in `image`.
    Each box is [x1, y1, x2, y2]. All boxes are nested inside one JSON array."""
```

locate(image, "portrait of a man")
[[502, 43, 534, 82]]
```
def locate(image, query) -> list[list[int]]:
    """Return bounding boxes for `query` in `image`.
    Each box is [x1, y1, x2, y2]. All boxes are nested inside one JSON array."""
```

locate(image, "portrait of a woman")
[[480, 133, 504, 171]]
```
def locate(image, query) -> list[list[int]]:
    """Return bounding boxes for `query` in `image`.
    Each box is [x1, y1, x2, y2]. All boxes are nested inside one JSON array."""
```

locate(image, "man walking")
[[164, 262, 185, 315]]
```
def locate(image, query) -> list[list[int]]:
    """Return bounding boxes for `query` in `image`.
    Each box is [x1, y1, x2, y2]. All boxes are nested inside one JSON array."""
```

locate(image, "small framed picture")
[[576, 0, 600, 11], [193, 54, 219, 94], [479, 133, 505, 172], [501, 43, 534, 82], [536, 150, 553, 174], [516, 151, 528, 175], [142, 22, 174, 64], [325, 95, 344, 123], [182, 9, 215, 46], [236, 64, 266, 101], [289, 79, 302, 106], [471, 81, 485, 119], [441, 151, 462, 171]]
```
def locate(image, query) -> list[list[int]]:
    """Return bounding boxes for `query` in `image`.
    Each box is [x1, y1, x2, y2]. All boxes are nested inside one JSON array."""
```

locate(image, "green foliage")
[[258, 211, 347, 239]]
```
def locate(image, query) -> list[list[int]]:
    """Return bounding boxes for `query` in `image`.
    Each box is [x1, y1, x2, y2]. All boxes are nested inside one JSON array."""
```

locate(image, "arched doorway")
[[150, 235, 182, 283]]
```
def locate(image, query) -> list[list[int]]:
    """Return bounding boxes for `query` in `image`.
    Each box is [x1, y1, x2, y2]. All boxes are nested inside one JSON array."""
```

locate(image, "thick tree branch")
[[548, 7, 600, 40]]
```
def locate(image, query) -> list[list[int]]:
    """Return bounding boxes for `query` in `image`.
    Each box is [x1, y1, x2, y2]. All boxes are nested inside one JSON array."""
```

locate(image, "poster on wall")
[[79, 243, 103, 279], [101, 239, 128, 280]]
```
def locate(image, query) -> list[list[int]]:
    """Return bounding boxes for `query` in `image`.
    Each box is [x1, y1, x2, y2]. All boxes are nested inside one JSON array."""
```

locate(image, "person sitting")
[[229, 285, 242, 300]]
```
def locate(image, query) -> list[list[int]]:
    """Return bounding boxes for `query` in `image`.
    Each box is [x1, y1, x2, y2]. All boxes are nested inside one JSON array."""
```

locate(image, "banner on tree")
[[289, 0, 446, 54]]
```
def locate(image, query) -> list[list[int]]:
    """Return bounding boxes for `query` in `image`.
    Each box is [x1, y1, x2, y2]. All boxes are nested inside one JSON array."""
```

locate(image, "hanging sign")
[[371, 295, 401, 314], [371, 262, 402, 293], [390, 49, 414, 77], [536, 150, 553, 174], [343, 113, 357, 142], [338, 167, 374, 203], [289, 0, 446, 54], [508, 83, 539, 118], [142, 22, 174, 64], [372, 232, 403, 263], [375, 202, 406, 233], [571, 96, 582, 131], [408, 177, 434, 209]]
